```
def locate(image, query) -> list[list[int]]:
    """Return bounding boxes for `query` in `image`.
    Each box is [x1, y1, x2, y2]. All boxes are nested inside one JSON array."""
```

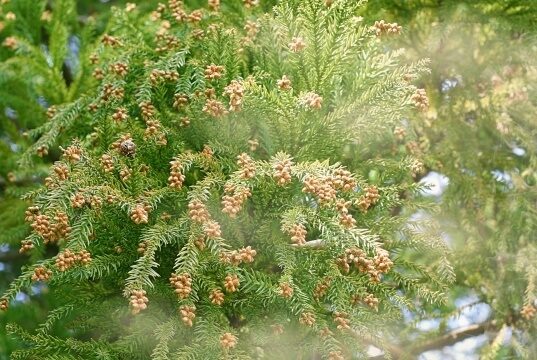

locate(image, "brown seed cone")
[[364, 293, 379, 311], [31, 214, 54, 242], [32, 266, 52, 282], [221, 186, 251, 218], [299, 312, 315, 327], [53, 212, 71, 239], [194, 236, 206, 250], [277, 75, 292, 90], [373, 250, 393, 274], [71, 192, 86, 208], [168, 159, 185, 189], [169, 273, 192, 299], [62, 145, 82, 163], [102, 34, 121, 46], [328, 350, 345, 360], [53, 163, 69, 181], [224, 274, 240, 293], [288, 37, 306, 52], [173, 93, 188, 108], [55, 249, 78, 271], [36, 145, 48, 157], [301, 92, 323, 109], [243, 0, 259, 8], [203, 220, 221, 238], [188, 200, 210, 223], [25, 206, 39, 222], [0, 298, 8, 311], [287, 223, 307, 245], [179, 305, 196, 326], [208, 0, 220, 11], [411, 88, 429, 112], [313, 278, 331, 299], [219, 332, 237, 350], [131, 205, 149, 224], [129, 289, 148, 314], [333, 311, 351, 330], [210, 289, 225, 305], [203, 99, 228, 117], [521, 304, 537, 320], [339, 212, 356, 228], [319, 327, 333, 338], [273, 158, 293, 185], [302, 176, 337, 204], [239, 246, 256, 263], [278, 282, 293, 299], [236, 153, 255, 179], [204, 64, 225, 80], [224, 80, 245, 112], [372, 20, 402, 37], [78, 250, 92, 265], [248, 138, 259, 151], [139, 101, 156, 120], [112, 107, 128, 122], [110, 62, 128, 77], [101, 154, 114, 172], [19, 240, 34, 254]]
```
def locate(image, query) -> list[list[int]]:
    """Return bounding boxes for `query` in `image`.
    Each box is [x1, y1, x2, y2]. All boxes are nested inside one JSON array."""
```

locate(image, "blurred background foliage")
[[1, 0, 536, 358], [363, 0, 537, 358]]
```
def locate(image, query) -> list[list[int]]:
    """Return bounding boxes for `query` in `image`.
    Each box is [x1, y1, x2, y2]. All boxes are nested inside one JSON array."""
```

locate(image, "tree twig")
[[292, 239, 324, 249], [366, 321, 493, 359], [409, 321, 492, 354]]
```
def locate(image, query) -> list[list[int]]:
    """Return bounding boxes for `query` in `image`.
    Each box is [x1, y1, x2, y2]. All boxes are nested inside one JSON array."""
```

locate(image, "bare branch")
[[291, 239, 324, 249], [365, 321, 493, 359], [409, 321, 492, 354]]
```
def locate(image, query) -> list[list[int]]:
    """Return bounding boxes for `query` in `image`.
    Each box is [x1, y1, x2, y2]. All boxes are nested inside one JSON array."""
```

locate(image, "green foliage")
[[0, 0, 452, 359], [364, 0, 537, 357], [3, 0, 537, 359]]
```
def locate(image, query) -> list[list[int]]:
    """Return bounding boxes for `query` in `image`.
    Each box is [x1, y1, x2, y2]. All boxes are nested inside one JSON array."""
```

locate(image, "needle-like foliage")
[[0, 1, 454, 359]]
